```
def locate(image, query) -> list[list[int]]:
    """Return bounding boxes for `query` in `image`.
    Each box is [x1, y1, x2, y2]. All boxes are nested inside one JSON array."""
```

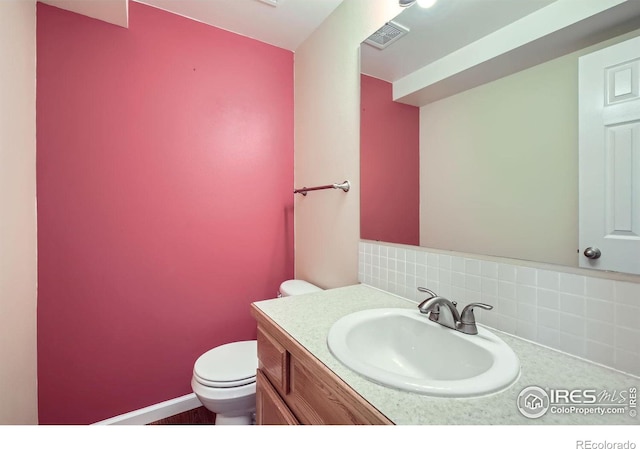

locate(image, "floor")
[[148, 407, 216, 425]]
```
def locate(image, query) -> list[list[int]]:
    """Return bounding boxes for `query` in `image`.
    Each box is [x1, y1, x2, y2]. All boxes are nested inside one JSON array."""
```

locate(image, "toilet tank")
[[279, 279, 322, 297]]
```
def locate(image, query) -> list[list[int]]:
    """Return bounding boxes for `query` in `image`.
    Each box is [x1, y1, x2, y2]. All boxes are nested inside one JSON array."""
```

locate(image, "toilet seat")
[[193, 340, 257, 388]]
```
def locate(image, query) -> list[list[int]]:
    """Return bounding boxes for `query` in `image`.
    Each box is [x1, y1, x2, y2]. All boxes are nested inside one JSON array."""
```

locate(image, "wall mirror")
[[360, 0, 640, 272]]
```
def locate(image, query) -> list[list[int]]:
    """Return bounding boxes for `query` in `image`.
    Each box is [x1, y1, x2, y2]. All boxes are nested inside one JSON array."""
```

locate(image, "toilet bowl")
[[191, 279, 322, 425]]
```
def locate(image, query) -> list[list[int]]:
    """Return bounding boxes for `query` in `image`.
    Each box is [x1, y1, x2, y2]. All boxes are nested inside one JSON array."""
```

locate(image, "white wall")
[[294, 0, 401, 288], [0, 0, 38, 424]]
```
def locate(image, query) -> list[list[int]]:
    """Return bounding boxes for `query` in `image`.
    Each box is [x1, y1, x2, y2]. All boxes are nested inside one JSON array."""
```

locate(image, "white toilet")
[[191, 279, 322, 425]]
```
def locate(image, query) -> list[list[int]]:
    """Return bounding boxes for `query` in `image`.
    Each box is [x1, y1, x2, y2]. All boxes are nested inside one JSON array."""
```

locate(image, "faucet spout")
[[417, 296, 461, 330]]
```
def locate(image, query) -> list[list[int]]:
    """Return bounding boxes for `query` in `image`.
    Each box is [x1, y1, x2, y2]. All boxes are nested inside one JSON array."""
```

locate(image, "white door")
[[579, 35, 640, 275]]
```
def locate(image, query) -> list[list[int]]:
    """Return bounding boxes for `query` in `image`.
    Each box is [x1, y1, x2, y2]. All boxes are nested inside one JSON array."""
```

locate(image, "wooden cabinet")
[[256, 370, 299, 425], [251, 304, 393, 425]]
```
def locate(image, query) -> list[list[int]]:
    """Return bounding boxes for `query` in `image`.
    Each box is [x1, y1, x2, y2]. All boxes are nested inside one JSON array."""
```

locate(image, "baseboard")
[[92, 393, 202, 425]]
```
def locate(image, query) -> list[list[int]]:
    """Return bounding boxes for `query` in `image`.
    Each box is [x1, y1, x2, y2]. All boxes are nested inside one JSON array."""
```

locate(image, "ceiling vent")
[[364, 21, 409, 50]]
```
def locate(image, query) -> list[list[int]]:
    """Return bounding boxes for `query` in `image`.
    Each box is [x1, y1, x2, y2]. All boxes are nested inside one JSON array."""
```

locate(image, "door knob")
[[583, 247, 601, 259]]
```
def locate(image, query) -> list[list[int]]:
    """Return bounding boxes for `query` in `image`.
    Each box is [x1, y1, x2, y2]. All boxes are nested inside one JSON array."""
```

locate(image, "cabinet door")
[[257, 327, 288, 395], [256, 370, 299, 425]]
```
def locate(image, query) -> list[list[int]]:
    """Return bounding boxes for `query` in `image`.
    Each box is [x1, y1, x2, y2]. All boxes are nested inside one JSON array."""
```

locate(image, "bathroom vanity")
[[251, 284, 639, 425], [254, 307, 391, 424]]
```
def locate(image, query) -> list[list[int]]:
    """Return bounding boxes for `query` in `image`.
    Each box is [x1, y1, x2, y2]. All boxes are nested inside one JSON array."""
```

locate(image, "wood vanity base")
[[251, 304, 393, 425]]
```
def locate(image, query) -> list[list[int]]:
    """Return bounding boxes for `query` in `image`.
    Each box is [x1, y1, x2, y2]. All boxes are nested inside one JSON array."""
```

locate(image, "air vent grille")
[[365, 21, 409, 50]]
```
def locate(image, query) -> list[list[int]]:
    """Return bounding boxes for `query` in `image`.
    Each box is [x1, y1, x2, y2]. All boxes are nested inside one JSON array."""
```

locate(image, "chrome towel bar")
[[294, 180, 350, 196]]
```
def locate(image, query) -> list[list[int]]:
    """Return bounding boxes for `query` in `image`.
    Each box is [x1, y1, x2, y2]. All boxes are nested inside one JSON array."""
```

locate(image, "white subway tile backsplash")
[[586, 340, 615, 368], [585, 297, 614, 323], [438, 268, 451, 286], [615, 327, 640, 354], [452, 271, 464, 288], [452, 256, 465, 273], [537, 269, 559, 290], [538, 326, 561, 349], [516, 266, 537, 286], [359, 241, 640, 377], [559, 293, 586, 316], [538, 308, 560, 330], [515, 320, 537, 341], [405, 262, 416, 277], [497, 297, 517, 318], [615, 303, 640, 330], [464, 289, 481, 303], [481, 261, 498, 279], [439, 282, 452, 298], [379, 245, 387, 258], [427, 267, 439, 283], [494, 314, 517, 334], [559, 273, 586, 296], [465, 258, 481, 276], [498, 263, 516, 282], [559, 312, 585, 337], [465, 274, 481, 292], [518, 303, 537, 323], [614, 349, 640, 376], [406, 274, 417, 290], [452, 285, 466, 301], [516, 284, 536, 305], [497, 281, 516, 301], [481, 278, 498, 297], [585, 277, 614, 300], [537, 288, 560, 310], [586, 319, 614, 345], [615, 281, 640, 306], [558, 333, 586, 358]]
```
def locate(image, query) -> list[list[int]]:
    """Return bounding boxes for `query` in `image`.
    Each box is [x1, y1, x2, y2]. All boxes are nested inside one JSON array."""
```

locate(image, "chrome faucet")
[[417, 287, 493, 335]]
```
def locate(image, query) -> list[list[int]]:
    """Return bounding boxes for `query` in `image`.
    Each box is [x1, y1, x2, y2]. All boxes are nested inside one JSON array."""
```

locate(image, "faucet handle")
[[417, 287, 437, 298], [460, 302, 493, 324], [457, 303, 493, 335]]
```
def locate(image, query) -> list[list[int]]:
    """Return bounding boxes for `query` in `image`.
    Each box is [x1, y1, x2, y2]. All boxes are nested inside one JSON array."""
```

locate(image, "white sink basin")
[[327, 308, 520, 397]]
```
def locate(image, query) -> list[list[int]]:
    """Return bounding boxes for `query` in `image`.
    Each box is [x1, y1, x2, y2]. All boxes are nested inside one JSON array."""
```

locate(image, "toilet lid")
[[194, 340, 257, 388]]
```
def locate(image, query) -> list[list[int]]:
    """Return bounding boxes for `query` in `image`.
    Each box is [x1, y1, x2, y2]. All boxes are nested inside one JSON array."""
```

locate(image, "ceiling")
[[362, 0, 640, 106], [42, 0, 346, 52], [361, 0, 557, 82], [136, 0, 345, 51]]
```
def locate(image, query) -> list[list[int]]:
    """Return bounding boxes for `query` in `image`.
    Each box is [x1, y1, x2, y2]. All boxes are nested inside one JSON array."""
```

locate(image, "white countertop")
[[253, 284, 639, 425]]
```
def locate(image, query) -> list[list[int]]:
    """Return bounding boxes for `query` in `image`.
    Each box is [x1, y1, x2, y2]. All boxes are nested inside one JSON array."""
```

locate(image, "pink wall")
[[36, 2, 293, 424], [360, 74, 419, 246]]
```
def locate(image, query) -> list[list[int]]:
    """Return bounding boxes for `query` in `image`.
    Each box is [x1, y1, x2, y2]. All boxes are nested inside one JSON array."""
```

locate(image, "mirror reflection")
[[360, 0, 640, 269]]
